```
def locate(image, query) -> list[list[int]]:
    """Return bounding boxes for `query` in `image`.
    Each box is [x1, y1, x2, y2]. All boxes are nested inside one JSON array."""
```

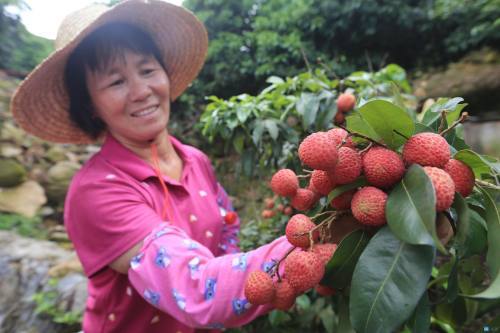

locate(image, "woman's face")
[[85, 50, 171, 145]]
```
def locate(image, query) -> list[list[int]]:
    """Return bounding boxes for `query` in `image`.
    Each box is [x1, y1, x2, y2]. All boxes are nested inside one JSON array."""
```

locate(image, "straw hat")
[[10, 0, 208, 144]]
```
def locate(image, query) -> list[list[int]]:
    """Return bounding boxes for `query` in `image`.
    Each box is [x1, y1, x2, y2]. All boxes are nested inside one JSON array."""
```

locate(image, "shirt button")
[[151, 315, 160, 324], [108, 313, 115, 321]]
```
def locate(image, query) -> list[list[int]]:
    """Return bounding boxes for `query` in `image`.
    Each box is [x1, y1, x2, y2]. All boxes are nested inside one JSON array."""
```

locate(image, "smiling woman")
[[9, 1, 296, 332]]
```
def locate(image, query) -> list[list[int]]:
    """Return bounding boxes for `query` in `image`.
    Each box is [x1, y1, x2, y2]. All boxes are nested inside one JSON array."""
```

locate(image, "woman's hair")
[[64, 22, 167, 139]]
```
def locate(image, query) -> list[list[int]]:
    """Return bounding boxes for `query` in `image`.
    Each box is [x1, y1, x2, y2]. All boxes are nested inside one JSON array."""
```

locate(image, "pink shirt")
[[64, 134, 292, 333]]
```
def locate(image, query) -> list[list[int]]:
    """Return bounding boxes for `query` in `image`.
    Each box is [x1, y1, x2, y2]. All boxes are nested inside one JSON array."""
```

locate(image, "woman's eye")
[[109, 79, 124, 87], [142, 68, 155, 75]]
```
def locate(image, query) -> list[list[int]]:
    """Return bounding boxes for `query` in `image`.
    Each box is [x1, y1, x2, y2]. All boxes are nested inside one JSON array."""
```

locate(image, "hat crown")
[[55, 4, 108, 50]]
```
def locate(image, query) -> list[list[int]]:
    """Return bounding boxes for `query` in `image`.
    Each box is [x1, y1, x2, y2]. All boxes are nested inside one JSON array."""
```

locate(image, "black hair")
[[64, 22, 166, 139]]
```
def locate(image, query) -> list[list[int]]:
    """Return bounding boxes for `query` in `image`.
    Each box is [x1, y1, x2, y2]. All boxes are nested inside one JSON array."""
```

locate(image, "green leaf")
[[407, 292, 431, 333], [421, 97, 465, 128], [346, 112, 378, 144], [319, 306, 335, 333], [268, 310, 291, 326], [327, 177, 367, 203], [263, 119, 279, 141], [356, 99, 415, 149], [321, 229, 369, 289], [446, 257, 459, 303], [468, 186, 500, 299], [232, 133, 245, 154], [454, 150, 496, 179], [251, 120, 265, 146], [296, 92, 320, 130], [338, 295, 356, 333], [462, 209, 488, 256], [386, 165, 444, 252], [451, 193, 470, 254], [349, 227, 435, 333]]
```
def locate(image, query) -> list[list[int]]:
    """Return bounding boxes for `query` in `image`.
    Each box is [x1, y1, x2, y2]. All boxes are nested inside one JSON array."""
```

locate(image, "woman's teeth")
[[132, 106, 157, 117]]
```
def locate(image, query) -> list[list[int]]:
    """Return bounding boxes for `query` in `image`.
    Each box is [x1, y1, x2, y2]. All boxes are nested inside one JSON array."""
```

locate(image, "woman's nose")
[[129, 77, 151, 102]]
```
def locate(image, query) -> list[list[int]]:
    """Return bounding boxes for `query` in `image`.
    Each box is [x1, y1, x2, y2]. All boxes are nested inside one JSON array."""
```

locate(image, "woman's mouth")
[[131, 106, 158, 118]]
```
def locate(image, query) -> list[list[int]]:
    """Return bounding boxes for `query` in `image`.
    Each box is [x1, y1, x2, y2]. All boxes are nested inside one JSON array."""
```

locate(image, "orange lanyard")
[[150, 143, 172, 222]]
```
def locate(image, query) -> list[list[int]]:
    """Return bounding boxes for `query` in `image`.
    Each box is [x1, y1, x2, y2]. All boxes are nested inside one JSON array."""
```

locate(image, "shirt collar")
[[99, 133, 193, 183]]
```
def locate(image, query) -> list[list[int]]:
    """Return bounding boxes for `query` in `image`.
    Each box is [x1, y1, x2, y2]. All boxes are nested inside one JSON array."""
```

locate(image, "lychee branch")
[[439, 112, 468, 137], [271, 246, 297, 281], [338, 124, 388, 148], [310, 210, 335, 221], [475, 179, 500, 191]]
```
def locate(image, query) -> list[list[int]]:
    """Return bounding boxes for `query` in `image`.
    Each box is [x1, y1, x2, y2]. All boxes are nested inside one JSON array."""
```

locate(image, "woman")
[[11, 1, 296, 332]]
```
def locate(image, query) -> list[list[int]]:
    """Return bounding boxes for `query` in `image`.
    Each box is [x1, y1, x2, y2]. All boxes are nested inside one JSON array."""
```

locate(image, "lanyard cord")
[[151, 143, 172, 222]]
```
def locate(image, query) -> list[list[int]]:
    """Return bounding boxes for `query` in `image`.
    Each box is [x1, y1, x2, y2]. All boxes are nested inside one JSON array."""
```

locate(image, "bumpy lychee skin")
[[310, 243, 337, 265], [330, 189, 356, 210], [244, 271, 276, 305], [326, 128, 355, 149], [272, 279, 296, 311], [271, 169, 299, 197], [291, 188, 316, 211], [286, 214, 319, 248], [443, 159, 475, 197], [330, 147, 362, 184], [298, 132, 338, 170], [362, 146, 405, 188], [351, 187, 388, 227], [284, 251, 325, 293], [337, 93, 356, 113], [423, 166, 456, 212], [403, 132, 451, 167], [310, 170, 336, 195]]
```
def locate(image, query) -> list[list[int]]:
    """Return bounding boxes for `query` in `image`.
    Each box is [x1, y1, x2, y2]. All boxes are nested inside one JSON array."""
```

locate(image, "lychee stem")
[[297, 174, 311, 179], [311, 210, 335, 221], [338, 124, 388, 148], [358, 142, 373, 155], [438, 111, 448, 134], [272, 246, 297, 281], [439, 112, 468, 137], [475, 179, 500, 190]]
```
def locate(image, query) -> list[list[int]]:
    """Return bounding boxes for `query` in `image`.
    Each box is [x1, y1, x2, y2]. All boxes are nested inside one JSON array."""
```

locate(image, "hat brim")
[[11, 0, 208, 144]]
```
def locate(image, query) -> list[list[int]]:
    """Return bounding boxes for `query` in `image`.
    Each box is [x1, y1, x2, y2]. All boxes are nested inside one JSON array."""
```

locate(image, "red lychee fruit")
[[224, 211, 238, 225], [272, 279, 296, 311], [330, 189, 356, 210], [443, 159, 475, 197], [337, 93, 356, 113], [286, 214, 319, 248], [315, 285, 336, 296], [271, 169, 299, 197], [310, 243, 337, 265], [298, 132, 338, 170], [351, 186, 388, 227], [244, 271, 276, 305], [423, 166, 456, 212], [402, 132, 451, 168], [261, 209, 276, 219], [330, 147, 362, 185], [291, 188, 316, 211], [264, 197, 275, 209], [362, 146, 405, 188], [310, 170, 336, 196], [283, 206, 293, 216], [326, 127, 355, 149], [284, 251, 325, 292], [277, 204, 285, 212]]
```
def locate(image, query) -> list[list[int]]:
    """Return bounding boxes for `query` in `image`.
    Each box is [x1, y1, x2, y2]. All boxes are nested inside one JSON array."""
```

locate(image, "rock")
[[45, 146, 68, 163], [413, 48, 500, 115], [0, 231, 86, 333], [45, 161, 81, 204], [0, 181, 46, 217], [0, 158, 27, 187], [0, 143, 23, 158]]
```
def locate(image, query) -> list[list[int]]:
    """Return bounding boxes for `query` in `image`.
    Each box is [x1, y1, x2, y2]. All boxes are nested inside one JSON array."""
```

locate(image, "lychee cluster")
[[251, 126, 476, 311], [270, 128, 475, 232], [260, 197, 293, 219], [244, 214, 337, 309]]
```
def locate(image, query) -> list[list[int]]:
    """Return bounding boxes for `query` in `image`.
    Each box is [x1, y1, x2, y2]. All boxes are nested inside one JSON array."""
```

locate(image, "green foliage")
[[32, 278, 83, 326], [183, 0, 500, 110], [349, 227, 435, 333], [0, 212, 47, 238], [0, 0, 53, 73], [199, 65, 415, 177]]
